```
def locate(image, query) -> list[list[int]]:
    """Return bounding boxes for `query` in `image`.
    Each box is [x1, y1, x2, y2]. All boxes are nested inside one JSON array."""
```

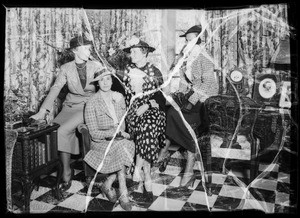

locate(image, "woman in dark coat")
[[159, 25, 219, 187]]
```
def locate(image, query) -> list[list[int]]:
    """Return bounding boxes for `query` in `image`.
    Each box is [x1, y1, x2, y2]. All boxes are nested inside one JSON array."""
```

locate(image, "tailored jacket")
[[41, 60, 103, 111], [178, 44, 219, 104], [84, 91, 135, 173], [84, 91, 127, 145]]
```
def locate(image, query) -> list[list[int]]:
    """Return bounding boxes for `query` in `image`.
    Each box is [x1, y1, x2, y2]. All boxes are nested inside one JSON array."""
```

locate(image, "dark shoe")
[[60, 181, 72, 192], [159, 155, 171, 172], [153, 151, 170, 168], [100, 184, 118, 203], [143, 189, 153, 202], [60, 168, 74, 192], [119, 194, 132, 211]]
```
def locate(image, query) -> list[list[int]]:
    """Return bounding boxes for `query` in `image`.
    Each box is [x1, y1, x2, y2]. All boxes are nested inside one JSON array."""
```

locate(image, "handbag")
[[172, 90, 200, 113]]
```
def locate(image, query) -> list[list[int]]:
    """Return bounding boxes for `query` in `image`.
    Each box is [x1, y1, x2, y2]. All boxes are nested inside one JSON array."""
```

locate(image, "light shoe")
[[119, 193, 132, 211]]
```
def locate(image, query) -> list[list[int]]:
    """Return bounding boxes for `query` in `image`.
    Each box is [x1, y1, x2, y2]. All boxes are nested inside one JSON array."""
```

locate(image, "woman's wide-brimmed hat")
[[67, 35, 93, 50], [179, 25, 202, 37], [123, 38, 155, 53], [90, 69, 112, 83]]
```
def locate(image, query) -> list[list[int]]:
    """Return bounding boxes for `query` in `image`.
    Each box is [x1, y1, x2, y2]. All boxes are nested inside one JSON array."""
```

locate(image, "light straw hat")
[[90, 69, 112, 83]]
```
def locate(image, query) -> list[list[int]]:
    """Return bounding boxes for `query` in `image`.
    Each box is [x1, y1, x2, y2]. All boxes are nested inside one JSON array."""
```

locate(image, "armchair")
[[77, 124, 107, 186], [203, 94, 261, 184]]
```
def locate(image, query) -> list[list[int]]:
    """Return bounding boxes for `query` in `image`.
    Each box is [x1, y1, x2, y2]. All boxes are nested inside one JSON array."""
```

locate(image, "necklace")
[[76, 63, 87, 70]]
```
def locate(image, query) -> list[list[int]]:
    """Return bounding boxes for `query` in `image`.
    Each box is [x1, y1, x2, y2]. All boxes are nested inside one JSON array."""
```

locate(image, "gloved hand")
[[149, 99, 159, 108], [181, 102, 193, 113], [136, 104, 149, 116], [120, 131, 131, 139], [29, 108, 47, 120]]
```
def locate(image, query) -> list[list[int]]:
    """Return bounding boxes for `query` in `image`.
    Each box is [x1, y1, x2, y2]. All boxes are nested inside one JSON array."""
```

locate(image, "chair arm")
[[77, 124, 91, 155]]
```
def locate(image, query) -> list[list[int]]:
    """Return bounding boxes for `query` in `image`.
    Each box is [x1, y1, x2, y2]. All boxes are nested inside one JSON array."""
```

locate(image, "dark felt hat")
[[67, 35, 93, 50], [123, 40, 155, 53], [180, 25, 202, 37]]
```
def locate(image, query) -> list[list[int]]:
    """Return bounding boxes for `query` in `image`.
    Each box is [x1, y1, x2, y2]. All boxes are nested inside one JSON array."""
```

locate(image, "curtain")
[[204, 4, 289, 95], [4, 8, 147, 124], [4, 6, 290, 124], [5, 8, 79, 123]]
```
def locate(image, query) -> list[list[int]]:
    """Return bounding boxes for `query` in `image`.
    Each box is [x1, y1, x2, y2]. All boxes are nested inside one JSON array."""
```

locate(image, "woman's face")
[[98, 75, 112, 92], [73, 44, 92, 61], [130, 47, 146, 64], [185, 32, 198, 43]]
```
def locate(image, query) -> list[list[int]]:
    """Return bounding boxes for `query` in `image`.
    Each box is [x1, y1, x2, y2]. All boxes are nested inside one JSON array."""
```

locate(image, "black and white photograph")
[[3, 0, 298, 214]]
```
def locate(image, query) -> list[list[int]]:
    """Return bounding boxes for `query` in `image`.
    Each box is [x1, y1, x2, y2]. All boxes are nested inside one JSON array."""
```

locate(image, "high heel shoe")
[[60, 168, 74, 192], [159, 155, 171, 172], [119, 194, 132, 211], [100, 184, 117, 203], [143, 189, 154, 202], [180, 173, 196, 188], [153, 151, 170, 168]]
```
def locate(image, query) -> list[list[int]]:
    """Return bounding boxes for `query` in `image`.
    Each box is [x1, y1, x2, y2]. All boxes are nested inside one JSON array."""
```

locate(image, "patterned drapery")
[[4, 8, 147, 124], [5, 8, 79, 123], [204, 4, 289, 95], [4, 5, 290, 124]]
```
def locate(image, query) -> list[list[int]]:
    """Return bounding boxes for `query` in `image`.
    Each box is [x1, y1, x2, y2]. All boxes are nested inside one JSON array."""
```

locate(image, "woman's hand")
[[149, 99, 159, 108], [112, 91, 123, 103], [30, 108, 47, 120], [181, 102, 193, 113], [136, 104, 149, 116], [120, 131, 131, 139]]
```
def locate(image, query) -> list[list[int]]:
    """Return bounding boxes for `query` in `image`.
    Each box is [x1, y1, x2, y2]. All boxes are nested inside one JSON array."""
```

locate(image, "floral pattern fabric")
[[123, 63, 166, 164], [4, 6, 290, 123]]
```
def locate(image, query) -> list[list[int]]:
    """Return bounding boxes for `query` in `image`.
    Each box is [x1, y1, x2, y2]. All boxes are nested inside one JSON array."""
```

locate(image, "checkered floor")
[[10, 144, 296, 214]]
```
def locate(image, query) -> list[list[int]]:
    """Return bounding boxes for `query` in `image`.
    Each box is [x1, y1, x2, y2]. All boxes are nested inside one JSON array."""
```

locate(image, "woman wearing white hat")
[[84, 69, 135, 211], [120, 37, 166, 202]]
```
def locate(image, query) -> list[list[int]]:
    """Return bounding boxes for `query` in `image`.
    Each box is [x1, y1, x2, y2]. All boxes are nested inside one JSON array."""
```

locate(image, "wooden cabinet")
[[11, 123, 62, 213]]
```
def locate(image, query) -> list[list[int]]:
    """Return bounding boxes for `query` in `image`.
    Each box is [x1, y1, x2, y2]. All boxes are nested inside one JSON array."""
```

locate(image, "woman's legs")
[[118, 166, 132, 211], [143, 161, 152, 192], [103, 173, 117, 189], [142, 160, 154, 202], [54, 105, 84, 184], [100, 173, 117, 203], [157, 138, 171, 162], [180, 150, 196, 187], [118, 166, 129, 196], [60, 152, 72, 182], [133, 154, 144, 182]]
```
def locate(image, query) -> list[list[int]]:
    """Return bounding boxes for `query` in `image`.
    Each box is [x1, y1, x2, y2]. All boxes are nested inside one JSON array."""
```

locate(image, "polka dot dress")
[[123, 63, 166, 164]]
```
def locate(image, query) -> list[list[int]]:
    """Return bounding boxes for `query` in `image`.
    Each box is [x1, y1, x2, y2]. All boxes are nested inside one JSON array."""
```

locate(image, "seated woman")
[[119, 38, 166, 201], [30, 35, 103, 192], [159, 25, 218, 187], [83, 69, 135, 211]]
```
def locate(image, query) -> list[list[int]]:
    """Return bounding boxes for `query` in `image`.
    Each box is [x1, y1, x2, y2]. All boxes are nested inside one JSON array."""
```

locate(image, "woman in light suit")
[[84, 69, 135, 211], [30, 35, 104, 191]]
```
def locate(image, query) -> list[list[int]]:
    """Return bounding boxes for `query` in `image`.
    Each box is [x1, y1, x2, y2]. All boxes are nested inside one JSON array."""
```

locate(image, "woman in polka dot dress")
[[119, 38, 166, 201]]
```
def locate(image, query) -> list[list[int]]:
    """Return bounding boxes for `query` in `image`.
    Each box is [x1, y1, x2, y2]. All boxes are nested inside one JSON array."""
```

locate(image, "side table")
[[11, 123, 62, 213]]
